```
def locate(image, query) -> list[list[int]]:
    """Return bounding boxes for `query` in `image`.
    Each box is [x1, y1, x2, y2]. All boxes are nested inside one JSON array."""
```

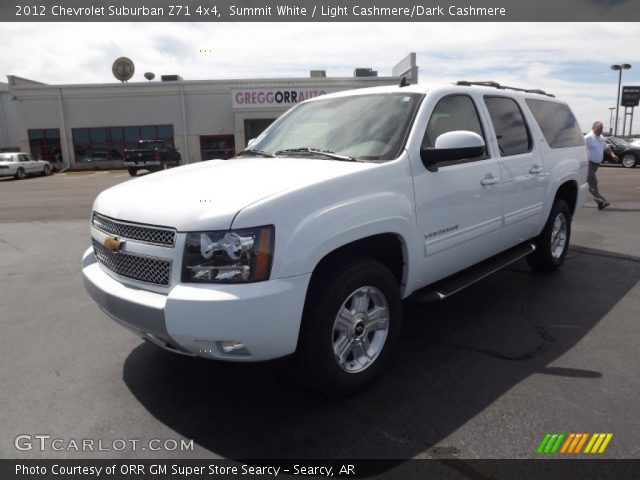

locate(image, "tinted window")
[[525, 99, 584, 148], [485, 96, 531, 156], [422, 95, 486, 155]]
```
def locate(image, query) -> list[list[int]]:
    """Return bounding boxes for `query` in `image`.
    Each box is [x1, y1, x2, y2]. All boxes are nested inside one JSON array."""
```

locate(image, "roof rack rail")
[[455, 80, 555, 98]]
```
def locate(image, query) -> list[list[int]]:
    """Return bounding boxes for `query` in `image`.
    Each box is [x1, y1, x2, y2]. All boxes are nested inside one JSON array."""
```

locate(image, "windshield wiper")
[[274, 147, 358, 162], [236, 149, 275, 158]]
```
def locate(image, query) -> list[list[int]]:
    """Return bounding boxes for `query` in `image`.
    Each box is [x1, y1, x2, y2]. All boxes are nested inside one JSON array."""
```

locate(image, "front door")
[[410, 93, 506, 287]]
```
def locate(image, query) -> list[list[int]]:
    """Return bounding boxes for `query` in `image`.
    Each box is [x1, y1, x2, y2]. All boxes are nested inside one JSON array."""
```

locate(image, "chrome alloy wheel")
[[332, 286, 390, 373], [621, 154, 637, 168], [550, 212, 568, 259]]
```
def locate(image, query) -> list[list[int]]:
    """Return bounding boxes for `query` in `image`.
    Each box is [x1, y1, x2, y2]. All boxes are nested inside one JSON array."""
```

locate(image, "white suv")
[[82, 81, 588, 394]]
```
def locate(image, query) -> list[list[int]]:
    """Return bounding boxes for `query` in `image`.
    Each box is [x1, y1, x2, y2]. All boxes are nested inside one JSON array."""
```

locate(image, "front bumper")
[[82, 247, 311, 361]]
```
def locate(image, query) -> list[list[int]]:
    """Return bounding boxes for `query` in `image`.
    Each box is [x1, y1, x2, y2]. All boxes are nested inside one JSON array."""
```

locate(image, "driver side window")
[[422, 95, 486, 155]]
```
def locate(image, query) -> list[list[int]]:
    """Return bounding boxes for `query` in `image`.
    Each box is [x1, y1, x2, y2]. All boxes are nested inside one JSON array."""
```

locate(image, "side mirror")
[[246, 138, 257, 149], [420, 131, 486, 172]]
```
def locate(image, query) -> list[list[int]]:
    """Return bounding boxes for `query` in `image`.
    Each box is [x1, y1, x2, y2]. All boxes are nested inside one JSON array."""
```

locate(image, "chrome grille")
[[92, 213, 176, 247], [93, 239, 172, 286]]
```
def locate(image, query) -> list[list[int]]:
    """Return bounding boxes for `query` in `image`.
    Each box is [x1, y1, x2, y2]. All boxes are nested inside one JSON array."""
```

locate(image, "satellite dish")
[[112, 57, 135, 82], [144, 72, 155, 81]]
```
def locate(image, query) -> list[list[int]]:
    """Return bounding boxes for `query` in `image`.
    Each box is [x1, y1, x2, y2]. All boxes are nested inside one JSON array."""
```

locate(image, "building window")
[[244, 119, 275, 146], [28, 129, 62, 163], [72, 125, 174, 162], [200, 135, 235, 160]]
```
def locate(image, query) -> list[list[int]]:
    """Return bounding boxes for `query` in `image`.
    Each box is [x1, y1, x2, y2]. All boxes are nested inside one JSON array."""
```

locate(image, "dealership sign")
[[232, 87, 344, 109], [621, 86, 640, 107]]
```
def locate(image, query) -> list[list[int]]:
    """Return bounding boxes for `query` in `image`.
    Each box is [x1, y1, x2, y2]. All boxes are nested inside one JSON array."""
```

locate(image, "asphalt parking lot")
[[1, 167, 639, 465]]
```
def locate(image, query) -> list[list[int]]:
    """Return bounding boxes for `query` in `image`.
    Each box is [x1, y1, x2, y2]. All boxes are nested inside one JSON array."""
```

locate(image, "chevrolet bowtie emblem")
[[104, 236, 125, 253]]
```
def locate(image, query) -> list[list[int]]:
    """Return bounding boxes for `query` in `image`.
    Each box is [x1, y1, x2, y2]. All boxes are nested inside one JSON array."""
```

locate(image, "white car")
[[83, 81, 588, 394], [0, 152, 52, 179]]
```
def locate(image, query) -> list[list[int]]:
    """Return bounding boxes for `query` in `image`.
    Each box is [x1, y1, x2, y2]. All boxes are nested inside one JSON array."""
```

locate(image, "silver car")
[[0, 152, 52, 179]]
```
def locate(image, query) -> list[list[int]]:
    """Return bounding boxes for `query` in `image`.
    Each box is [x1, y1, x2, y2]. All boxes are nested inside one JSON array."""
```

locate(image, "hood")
[[93, 157, 376, 231]]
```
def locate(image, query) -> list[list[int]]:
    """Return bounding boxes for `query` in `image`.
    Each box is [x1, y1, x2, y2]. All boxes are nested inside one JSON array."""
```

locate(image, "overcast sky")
[[2, 22, 640, 134]]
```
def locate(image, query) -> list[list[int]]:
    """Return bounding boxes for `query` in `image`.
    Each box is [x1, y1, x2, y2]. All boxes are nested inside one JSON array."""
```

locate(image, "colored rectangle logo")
[[538, 433, 612, 454]]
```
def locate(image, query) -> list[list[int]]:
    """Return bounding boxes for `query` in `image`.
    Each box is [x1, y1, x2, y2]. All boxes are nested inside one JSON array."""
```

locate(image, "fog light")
[[194, 340, 218, 355], [216, 340, 250, 356]]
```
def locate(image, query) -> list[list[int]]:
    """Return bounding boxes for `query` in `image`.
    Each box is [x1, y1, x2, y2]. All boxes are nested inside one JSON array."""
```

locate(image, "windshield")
[[247, 93, 424, 161]]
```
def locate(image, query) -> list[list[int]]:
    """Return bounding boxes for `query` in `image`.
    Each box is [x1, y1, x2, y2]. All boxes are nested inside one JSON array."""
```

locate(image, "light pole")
[[611, 63, 631, 136], [608, 107, 616, 135]]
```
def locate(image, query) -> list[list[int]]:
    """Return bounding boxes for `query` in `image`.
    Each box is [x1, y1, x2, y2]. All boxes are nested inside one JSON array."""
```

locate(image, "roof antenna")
[[399, 76, 409, 87]]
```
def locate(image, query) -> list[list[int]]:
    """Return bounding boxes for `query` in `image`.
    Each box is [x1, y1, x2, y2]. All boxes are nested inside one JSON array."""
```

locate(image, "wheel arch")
[[308, 233, 407, 291], [554, 180, 578, 217]]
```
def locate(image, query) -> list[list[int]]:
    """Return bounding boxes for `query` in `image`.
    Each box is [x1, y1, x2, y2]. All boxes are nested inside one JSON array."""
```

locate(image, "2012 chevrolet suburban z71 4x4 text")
[[82, 81, 589, 394]]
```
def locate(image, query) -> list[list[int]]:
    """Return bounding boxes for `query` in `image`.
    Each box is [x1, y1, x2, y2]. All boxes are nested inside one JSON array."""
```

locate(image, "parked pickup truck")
[[83, 81, 589, 394], [123, 140, 181, 176]]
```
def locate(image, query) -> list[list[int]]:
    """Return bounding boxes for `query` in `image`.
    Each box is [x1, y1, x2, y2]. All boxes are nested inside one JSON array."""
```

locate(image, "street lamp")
[[611, 63, 631, 136], [608, 107, 616, 135]]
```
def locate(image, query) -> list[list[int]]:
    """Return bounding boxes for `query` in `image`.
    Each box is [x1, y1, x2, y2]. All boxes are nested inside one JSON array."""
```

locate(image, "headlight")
[[182, 225, 274, 283]]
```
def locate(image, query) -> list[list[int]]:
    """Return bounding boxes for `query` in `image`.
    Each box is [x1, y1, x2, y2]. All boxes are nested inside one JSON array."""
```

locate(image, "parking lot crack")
[[0, 236, 22, 251]]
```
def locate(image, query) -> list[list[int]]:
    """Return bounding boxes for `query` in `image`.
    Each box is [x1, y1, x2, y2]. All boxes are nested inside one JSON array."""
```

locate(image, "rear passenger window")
[[485, 96, 531, 156], [423, 95, 486, 157], [525, 99, 584, 148]]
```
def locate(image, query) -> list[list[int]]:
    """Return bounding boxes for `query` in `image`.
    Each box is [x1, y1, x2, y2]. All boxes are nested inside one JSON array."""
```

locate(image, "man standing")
[[584, 121, 618, 210]]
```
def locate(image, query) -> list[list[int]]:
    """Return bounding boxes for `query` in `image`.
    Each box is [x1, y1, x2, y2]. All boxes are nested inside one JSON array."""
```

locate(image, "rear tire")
[[295, 257, 402, 396], [127, 167, 137, 177], [15, 168, 26, 180], [527, 199, 571, 272]]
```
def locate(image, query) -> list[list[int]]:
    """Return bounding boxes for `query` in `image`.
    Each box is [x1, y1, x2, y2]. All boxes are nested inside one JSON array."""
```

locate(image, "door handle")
[[529, 165, 544, 174], [481, 174, 499, 186]]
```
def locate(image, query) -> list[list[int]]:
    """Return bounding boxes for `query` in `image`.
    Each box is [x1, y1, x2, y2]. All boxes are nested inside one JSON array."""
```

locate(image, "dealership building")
[[0, 53, 417, 170]]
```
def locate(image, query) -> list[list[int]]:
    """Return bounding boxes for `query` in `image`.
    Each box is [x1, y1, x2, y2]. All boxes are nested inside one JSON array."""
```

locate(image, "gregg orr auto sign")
[[232, 87, 342, 109]]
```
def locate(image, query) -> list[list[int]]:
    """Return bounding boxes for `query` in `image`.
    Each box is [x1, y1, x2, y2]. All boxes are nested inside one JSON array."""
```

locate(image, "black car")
[[603, 136, 640, 168]]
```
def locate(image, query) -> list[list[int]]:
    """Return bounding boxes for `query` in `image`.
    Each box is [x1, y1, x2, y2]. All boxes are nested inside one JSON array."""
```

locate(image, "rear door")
[[483, 95, 546, 241]]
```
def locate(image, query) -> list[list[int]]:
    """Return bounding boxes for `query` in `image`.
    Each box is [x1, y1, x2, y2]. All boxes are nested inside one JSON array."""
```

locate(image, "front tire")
[[296, 257, 402, 395], [527, 199, 571, 272], [621, 153, 637, 168], [42, 164, 51, 176], [127, 167, 138, 177]]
